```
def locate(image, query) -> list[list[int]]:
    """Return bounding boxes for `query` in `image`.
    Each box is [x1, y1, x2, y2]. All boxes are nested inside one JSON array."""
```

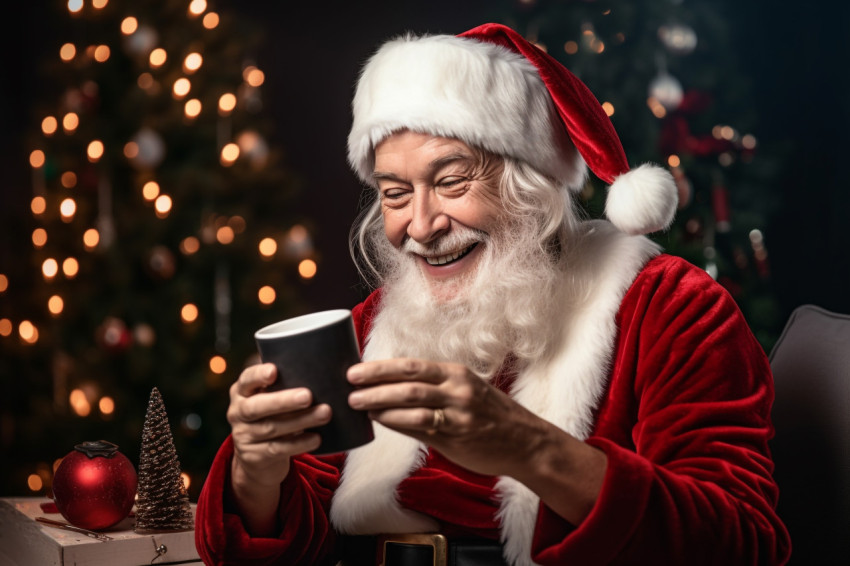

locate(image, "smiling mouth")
[[423, 243, 478, 266]]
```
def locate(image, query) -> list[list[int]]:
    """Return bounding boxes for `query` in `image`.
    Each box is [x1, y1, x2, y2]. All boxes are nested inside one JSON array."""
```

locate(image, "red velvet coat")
[[195, 254, 791, 565]]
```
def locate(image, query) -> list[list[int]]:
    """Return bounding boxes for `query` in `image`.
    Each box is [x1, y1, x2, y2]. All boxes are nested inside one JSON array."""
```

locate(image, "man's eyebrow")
[[371, 171, 406, 183], [429, 152, 475, 170], [372, 152, 475, 184]]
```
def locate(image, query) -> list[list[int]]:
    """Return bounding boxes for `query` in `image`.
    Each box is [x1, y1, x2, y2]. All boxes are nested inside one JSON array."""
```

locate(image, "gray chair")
[[769, 304, 850, 563]]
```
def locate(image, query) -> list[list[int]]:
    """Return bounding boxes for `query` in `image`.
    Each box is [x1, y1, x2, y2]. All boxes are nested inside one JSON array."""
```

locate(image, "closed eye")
[[437, 176, 466, 187], [380, 188, 412, 208]]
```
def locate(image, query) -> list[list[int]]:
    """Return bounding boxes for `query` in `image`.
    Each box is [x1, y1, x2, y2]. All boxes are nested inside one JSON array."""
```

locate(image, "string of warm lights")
[[5, 0, 317, 349], [2, 0, 318, 496]]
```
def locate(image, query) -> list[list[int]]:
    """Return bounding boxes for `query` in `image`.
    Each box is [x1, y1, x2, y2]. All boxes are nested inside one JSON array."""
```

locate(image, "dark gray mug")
[[254, 310, 374, 454]]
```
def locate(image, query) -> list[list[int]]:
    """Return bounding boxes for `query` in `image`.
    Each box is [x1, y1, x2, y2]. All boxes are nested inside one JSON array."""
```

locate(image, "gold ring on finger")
[[427, 408, 446, 435]]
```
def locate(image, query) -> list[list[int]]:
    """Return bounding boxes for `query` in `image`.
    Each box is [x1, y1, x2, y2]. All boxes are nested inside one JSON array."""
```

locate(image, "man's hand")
[[346, 358, 551, 478], [346, 358, 607, 525], [226, 362, 332, 535]]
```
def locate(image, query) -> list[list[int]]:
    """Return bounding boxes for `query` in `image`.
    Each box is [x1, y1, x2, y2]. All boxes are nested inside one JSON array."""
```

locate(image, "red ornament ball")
[[52, 440, 137, 531]]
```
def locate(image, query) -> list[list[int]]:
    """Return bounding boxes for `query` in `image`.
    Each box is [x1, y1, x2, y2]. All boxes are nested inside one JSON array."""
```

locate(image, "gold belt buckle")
[[377, 533, 448, 566]]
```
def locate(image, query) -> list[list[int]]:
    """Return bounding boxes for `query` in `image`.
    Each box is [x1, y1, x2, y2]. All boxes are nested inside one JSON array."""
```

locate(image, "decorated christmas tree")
[[135, 387, 194, 533], [0, 0, 316, 497], [494, 0, 783, 348]]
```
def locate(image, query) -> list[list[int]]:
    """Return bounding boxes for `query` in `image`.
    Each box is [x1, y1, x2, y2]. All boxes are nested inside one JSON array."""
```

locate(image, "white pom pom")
[[604, 164, 678, 235]]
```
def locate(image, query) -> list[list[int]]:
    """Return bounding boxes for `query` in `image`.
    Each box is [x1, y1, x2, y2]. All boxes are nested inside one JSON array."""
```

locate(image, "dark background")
[[4, 0, 848, 321]]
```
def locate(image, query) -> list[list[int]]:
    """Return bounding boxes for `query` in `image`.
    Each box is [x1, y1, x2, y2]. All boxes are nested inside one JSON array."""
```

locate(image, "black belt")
[[339, 533, 508, 566]]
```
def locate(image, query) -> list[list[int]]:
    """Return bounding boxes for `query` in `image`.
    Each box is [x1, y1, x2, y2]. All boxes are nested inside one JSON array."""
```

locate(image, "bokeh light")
[[32, 228, 48, 248], [243, 66, 265, 87], [83, 228, 100, 249], [181, 303, 199, 323], [48, 295, 64, 315], [180, 236, 200, 255], [60, 171, 77, 188], [27, 475, 43, 492], [60, 198, 77, 221], [62, 257, 79, 278], [42, 116, 59, 136], [220, 143, 239, 165], [123, 141, 139, 160], [149, 48, 167, 68], [94, 45, 111, 62], [258, 237, 277, 258], [87, 140, 104, 162], [59, 43, 76, 62], [203, 12, 219, 29], [209, 355, 227, 374], [188, 0, 207, 16], [19, 320, 39, 344], [70, 388, 91, 416], [120, 17, 138, 35], [42, 258, 59, 279], [298, 259, 317, 279], [142, 180, 160, 201], [258, 285, 276, 305], [183, 53, 203, 73], [154, 194, 172, 217], [184, 98, 202, 118], [31, 196, 47, 216], [216, 226, 235, 244], [173, 77, 191, 98], [30, 150, 46, 168], [218, 93, 237, 115], [63, 113, 79, 133], [99, 396, 115, 415]]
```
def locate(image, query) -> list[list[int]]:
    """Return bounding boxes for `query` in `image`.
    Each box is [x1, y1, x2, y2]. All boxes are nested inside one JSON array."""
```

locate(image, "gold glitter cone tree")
[[134, 387, 193, 533]]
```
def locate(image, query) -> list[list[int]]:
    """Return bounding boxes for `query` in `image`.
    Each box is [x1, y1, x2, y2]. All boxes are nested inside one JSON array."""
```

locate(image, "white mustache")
[[401, 226, 488, 257]]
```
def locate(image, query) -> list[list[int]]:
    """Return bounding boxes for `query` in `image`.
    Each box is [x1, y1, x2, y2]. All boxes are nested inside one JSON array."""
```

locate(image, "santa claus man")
[[195, 23, 790, 566]]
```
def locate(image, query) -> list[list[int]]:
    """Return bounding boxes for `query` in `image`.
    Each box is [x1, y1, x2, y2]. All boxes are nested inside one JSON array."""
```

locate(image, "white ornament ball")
[[649, 72, 684, 111], [123, 25, 159, 57], [659, 24, 698, 55], [129, 128, 166, 169]]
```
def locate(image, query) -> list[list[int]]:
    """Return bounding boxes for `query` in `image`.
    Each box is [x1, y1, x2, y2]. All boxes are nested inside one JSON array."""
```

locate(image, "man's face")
[[373, 131, 504, 296]]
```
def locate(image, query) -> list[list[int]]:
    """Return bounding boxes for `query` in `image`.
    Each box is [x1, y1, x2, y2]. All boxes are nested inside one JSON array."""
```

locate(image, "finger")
[[369, 407, 448, 435], [348, 381, 443, 411], [231, 387, 314, 423], [233, 363, 278, 397], [236, 431, 323, 465], [347, 358, 449, 386], [234, 404, 332, 442]]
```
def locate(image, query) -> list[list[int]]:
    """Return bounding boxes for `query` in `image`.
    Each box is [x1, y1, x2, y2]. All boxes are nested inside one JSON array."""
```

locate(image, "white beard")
[[369, 217, 563, 379]]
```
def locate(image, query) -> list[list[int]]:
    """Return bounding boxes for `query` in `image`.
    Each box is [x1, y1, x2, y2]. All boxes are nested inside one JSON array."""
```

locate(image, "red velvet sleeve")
[[194, 293, 383, 565], [531, 255, 791, 565], [194, 436, 344, 565]]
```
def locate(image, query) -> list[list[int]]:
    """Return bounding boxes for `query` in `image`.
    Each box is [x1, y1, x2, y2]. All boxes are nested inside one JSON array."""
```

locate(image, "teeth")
[[425, 244, 474, 266]]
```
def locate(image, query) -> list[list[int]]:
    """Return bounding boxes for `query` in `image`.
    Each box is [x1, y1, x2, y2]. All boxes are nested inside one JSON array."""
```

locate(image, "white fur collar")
[[331, 223, 659, 566]]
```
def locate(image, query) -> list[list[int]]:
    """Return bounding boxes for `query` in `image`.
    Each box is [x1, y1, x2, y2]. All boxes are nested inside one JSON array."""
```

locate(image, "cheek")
[[381, 209, 408, 248]]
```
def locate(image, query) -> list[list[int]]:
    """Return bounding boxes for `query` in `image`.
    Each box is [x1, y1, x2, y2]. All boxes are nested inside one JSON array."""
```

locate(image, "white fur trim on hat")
[[347, 34, 585, 189]]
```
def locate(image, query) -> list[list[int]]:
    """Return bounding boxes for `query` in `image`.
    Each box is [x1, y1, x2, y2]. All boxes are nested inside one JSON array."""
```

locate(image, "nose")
[[407, 189, 449, 244]]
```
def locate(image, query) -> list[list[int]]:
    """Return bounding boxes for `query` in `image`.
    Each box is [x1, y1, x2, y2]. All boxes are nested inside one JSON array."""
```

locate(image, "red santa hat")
[[348, 23, 677, 235]]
